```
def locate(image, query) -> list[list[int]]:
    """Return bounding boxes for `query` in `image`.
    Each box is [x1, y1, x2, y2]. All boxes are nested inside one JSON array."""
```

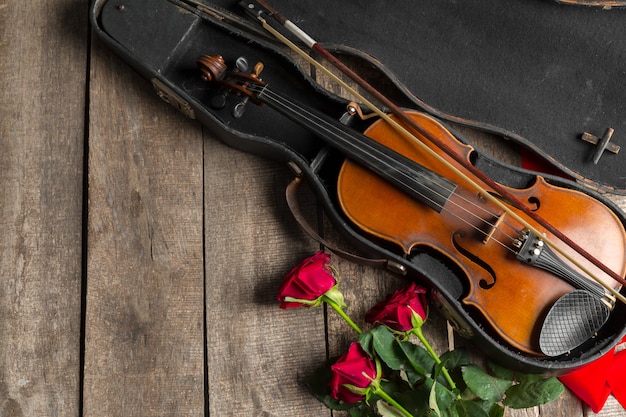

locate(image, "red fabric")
[[519, 146, 572, 180], [559, 336, 626, 413]]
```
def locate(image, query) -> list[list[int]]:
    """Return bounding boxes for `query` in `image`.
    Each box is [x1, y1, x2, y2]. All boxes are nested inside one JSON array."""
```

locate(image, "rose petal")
[[277, 251, 337, 308], [329, 342, 376, 403], [365, 282, 428, 332]]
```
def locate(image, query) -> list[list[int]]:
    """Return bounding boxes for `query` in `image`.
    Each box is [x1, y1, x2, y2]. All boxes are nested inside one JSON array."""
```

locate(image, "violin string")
[[250, 18, 626, 305], [251, 85, 503, 223], [251, 84, 521, 254], [254, 84, 621, 303]]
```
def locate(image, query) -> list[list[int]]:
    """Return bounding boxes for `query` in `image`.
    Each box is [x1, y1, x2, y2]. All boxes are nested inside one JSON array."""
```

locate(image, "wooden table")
[[1, 1, 625, 415]]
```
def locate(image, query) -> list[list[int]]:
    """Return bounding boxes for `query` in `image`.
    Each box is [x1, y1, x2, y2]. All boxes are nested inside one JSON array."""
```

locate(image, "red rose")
[[277, 251, 337, 309], [329, 342, 377, 403], [365, 282, 428, 332]]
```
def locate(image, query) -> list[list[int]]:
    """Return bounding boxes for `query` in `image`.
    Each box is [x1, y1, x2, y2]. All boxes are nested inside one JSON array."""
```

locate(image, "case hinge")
[[151, 78, 196, 119]]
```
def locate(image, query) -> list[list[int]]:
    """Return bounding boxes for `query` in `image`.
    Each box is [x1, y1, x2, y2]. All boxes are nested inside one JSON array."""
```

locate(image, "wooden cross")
[[581, 128, 620, 164]]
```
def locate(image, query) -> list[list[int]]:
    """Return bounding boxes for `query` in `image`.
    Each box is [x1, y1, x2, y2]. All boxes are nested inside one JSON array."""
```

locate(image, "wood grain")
[[1, 1, 625, 416], [202, 138, 329, 416], [83, 42, 205, 416], [0, 0, 86, 415]]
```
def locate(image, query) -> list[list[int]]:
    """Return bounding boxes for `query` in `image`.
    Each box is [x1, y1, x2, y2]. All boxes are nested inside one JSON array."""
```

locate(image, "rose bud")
[[277, 251, 338, 309], [365, 282, 428, 332], [329, 342, 378, 403]]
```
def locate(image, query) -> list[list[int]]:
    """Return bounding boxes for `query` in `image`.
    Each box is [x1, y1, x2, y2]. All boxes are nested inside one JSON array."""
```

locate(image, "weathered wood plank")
[[83, 41, 205, 416], [539, 390, 585, 417], [1, 0, 624, 416], [202, 138, 329, 416], [587, 396, 625, 417], [82, 4, 624, 417], [0, 0, 86, 415]]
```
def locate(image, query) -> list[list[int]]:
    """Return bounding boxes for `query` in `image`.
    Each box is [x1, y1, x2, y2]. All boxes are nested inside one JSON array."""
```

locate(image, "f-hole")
[[452, 231, 497, 289], [527, 196, 540, 211]]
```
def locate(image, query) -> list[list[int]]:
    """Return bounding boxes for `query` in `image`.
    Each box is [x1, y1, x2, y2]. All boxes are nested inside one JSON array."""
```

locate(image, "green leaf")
[[376, 400, 407, 417], [486, 361, 515, 381], [305, 364, 359, 411], [486, 402, 505, 417], [392, 387, 431, 416], [429, 380, 442, 417], [428, 376, 457, 412], [389, 376, 455, 417], [370, 326, 405, 371], [396, 338, 437, 377], [462, 365, 512, 403], [440, 349, 471, 371], [359, 331, 374, 356], [503, 376, 564, 409], [450, 400, 503, 417], [433, 361, 458, 391], [348, 406, 379, 417], [439, 349, 470, 393], [446, 399, 491, 417]]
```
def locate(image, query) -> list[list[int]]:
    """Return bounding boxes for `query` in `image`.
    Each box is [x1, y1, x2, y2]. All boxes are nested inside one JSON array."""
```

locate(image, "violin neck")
[[255, 84, 458, 211]]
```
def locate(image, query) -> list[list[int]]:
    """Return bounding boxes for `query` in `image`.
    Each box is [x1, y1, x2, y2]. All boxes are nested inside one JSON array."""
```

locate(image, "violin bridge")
[[482, 212, 506, 244]]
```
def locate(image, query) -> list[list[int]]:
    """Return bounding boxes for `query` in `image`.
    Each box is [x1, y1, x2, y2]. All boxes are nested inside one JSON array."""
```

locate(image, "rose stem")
[[323, 297, 363, 334], [412, 327, 460, 398], [373, 387, 415, 417]]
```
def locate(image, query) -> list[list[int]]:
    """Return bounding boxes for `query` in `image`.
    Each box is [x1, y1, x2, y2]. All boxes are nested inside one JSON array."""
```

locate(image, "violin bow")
[[239, 0, 626, 304]]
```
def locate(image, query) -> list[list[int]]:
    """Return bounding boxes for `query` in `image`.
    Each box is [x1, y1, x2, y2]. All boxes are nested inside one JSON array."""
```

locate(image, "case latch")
[[151, 78, 196, 119]]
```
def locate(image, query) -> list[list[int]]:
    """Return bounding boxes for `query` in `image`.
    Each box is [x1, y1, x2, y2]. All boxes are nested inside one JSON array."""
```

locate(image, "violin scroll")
[[197, 54, 227, 82], [197, 54, 267, 108]]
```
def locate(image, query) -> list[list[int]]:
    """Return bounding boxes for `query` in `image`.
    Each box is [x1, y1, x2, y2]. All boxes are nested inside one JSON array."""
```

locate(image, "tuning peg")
[[235, 56, 249, 72], [232, 97, 249, 118], [232, 59, 263, 117], [211, 90, 228, 110], [252, 62, 264, 78]]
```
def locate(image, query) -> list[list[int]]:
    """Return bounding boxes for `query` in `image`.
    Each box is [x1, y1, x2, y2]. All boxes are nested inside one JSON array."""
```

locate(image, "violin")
[[197, 51, 626, 357], [339, 112, 625, 356], [91, 0, 626, 369]]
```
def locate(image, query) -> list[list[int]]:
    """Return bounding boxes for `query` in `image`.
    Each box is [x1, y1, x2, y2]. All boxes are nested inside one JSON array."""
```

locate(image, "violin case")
[[90, 0, 626, 373]]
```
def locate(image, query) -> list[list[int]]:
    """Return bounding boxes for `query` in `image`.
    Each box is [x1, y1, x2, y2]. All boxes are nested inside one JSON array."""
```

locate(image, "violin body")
[[91, 0, 626, 372], [338, 112, 626, 355]]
